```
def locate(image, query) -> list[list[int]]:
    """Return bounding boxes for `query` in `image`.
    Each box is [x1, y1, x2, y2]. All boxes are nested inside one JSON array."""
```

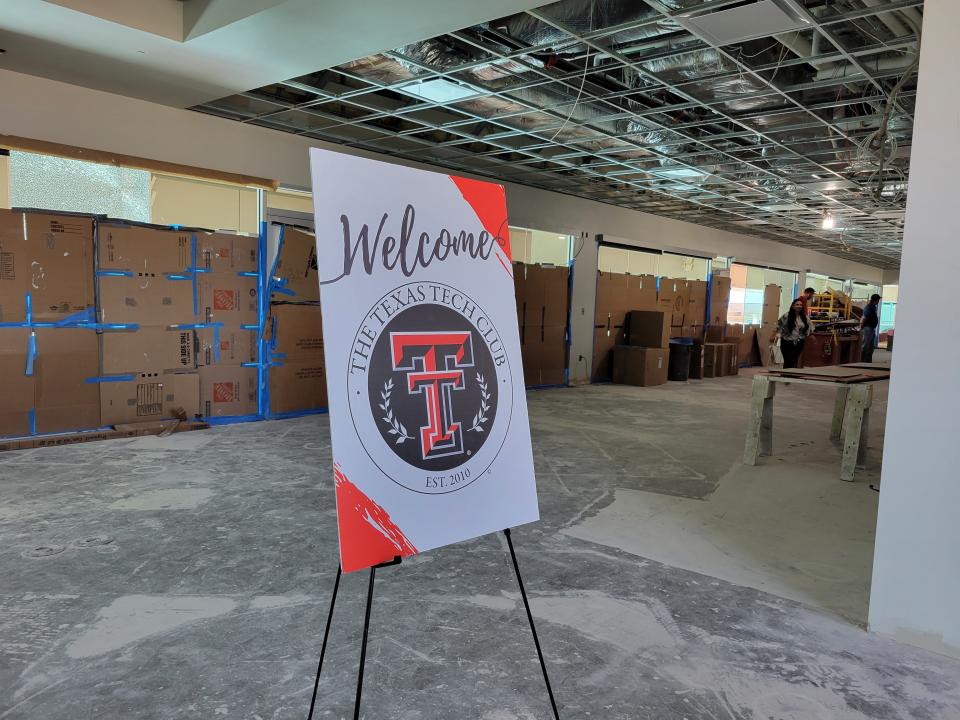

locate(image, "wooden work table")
[[743, 365, 890, 482]]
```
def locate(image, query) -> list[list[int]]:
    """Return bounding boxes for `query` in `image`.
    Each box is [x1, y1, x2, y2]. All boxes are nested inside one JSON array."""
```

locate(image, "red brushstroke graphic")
[[334, 464, 418, 573], [449, 175, 512, 263]]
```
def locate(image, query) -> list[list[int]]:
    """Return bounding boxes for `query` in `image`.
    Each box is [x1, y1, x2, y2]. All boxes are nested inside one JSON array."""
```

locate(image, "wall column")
[[869, 0, 960, 658]]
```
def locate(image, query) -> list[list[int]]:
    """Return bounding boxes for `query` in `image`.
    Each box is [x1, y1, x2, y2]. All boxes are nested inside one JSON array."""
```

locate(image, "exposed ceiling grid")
[[191, 0, 922, 269]]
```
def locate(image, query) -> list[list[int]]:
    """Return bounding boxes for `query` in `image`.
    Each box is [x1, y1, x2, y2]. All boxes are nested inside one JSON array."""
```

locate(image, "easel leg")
[[504, 528, 561, 720], [307, 565, 342, 720], [354, 565, 377, 720], [831, 386, 850, 441]]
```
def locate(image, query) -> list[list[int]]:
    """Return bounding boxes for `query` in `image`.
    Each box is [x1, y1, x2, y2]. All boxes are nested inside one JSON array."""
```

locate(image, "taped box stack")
[[592, 271, 656, 381], [613, 309, 670, 386], [0, 207, 263, 440], [266, 225, 327, 415], [514, 262, 568, 387], [97, 221, 259, 423], [0, 209, 100, 436]]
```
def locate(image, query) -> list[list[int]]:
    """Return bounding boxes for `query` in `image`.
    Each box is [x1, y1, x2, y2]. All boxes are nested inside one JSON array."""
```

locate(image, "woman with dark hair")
[[775, 298, 812, 369]]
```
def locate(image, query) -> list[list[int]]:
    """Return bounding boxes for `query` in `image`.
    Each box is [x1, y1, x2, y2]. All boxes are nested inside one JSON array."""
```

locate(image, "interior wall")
[[869, 0, 960, 659]]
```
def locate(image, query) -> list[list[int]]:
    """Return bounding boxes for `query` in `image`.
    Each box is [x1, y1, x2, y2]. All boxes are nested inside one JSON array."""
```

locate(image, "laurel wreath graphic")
[[467, 372, 491, 433], [379, 379, 413, 444]]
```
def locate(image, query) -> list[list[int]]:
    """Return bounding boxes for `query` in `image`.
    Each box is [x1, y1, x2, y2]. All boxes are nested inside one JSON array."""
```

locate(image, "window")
[[729, 263, 798, 325], [659, 252, 709, 281], [151, 174, 259, 233], [598, 244, 657, 274], [597, 245, 708, 279], [5, 151, 261, 234], [9, 151, 151, 221], [510, 227, 572, 266], [851, 281, 882, 305]]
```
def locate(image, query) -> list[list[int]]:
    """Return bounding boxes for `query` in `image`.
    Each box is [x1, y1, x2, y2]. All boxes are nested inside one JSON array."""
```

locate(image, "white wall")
[[869, 0, 960, 659], [0, 67, 889, 382]]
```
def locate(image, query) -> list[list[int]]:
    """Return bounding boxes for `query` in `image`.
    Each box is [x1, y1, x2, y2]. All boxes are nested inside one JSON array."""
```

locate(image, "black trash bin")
[[668, 339, 693, 381]]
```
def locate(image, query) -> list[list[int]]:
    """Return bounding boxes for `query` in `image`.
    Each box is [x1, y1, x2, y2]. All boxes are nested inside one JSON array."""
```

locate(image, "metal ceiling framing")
[[191, 0, 923, 269]]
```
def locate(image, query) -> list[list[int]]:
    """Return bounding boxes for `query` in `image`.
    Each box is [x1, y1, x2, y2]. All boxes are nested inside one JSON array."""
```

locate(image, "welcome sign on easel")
[[309, 148, 540, 573]]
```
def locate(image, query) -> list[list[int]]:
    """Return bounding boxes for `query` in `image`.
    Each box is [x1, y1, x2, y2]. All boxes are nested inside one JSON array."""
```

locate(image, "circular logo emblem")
[[347, 282, 513, 494]]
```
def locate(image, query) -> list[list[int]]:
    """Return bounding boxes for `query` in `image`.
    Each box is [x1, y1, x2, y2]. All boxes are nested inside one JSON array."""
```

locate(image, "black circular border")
[[347, 281, 514, 495]]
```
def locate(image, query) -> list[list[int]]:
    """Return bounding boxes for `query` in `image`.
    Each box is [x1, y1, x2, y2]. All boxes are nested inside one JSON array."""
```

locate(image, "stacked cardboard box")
[[759, 284, 782, 368], [709, 275, 732, 326], [592, 271, 655, 381], [612, 345, 668, 386], [614, 309, 670, 387], [0, 209, 95, 322], [0, 210, 101, 436], [267, 225, 326, 414], [97, 222, 202, 424], [515, 263, 569, 386], [268, 304, 326, 415], [699, 341, 741, 378], [196, 233, 260, 418]]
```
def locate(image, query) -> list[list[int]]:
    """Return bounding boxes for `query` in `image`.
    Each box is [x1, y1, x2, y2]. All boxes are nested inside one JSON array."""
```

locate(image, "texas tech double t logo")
[[347, 283, 511, 493], [389, 331, 472, 461]]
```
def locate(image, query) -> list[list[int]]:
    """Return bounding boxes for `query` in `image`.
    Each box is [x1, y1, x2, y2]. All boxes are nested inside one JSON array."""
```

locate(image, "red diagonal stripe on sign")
[[449, 175, 512, 263], [334, 464, 417, 573]]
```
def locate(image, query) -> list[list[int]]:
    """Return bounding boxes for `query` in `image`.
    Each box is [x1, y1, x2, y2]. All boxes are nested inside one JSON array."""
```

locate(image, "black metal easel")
[[305, 528, 560, 720]]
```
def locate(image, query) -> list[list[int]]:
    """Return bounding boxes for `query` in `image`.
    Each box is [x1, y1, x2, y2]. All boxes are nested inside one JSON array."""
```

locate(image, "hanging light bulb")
[[821, 211, 835, 230]]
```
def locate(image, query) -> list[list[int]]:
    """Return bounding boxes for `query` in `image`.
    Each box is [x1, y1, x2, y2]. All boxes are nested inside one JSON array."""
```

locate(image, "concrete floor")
[[2, 369, 960, 719]]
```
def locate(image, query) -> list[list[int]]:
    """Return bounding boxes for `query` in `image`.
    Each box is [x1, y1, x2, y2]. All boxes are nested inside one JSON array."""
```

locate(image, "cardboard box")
[[100, 371, 200, 426], [269, 361, 326, 415], [626, 274, 658, 312], [268, 303, 322, 356], [0, 209, 95, 322], [608, 272, 630, 321], [542, 266, 569, 327], [521, 340, 540, 387], [197, 326, 257, 367], [672, 325, 703, 341], [716, 344, 733, 377], [197, 273, 258, 326], [739, 326, 759, 366], [592, 328, 617, 382], [705, 326, 724, 343], [702, 343, 721, 378], [626, 310, 670, 349], [197, 233, 258, 274], [98, 223, 192, 274], [101, 328, 195, 374], [0, 328, 34, 436], [689, 341, 704, 380], [726, 342, 740, 375], [612, 346, 668, 387], [709, 276, 732, 326], [199, 366, 257, 417], [540, 325, 566, 385], [658, 278, 689, 326], [34, 328, 101, 434], [272, 226, 319, 302], [685, 280, 708, 326], [97, 275, 194, 326]]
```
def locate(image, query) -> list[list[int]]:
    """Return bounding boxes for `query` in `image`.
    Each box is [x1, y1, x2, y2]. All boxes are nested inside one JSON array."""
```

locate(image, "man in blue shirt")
[[860, 293, 881, 362]]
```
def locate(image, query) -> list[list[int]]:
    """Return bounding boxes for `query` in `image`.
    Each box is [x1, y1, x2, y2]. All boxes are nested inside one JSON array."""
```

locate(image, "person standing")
[[799, 287, 816, 314], [860, 293, 881, 362], [775, 298, 813, 369]]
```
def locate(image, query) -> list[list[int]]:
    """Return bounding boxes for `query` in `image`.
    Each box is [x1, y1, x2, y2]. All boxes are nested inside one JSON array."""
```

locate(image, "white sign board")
[[309, 149, 539, 573]]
